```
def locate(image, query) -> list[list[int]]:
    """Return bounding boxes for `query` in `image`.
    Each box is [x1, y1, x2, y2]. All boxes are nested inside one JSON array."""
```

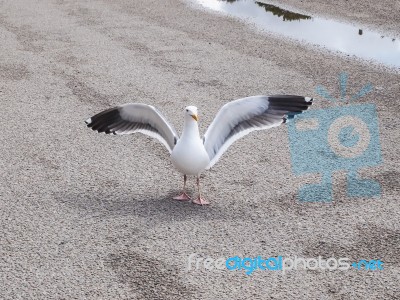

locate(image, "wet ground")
[[193, 0, 400, 68]]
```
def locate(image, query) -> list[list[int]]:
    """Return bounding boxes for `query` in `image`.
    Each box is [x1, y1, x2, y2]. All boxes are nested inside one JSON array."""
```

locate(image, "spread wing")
[[203, 95, 313, 168], [85, 103, 179, 153]]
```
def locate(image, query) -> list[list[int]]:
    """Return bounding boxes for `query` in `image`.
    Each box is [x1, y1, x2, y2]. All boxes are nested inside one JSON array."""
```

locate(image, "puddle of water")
[[192, 0, 400, 69]]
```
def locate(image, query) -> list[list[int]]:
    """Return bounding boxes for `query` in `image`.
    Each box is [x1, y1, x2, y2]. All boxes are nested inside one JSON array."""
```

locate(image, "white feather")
[[86, 103, 179, 153], [203, 95, 310, 168]]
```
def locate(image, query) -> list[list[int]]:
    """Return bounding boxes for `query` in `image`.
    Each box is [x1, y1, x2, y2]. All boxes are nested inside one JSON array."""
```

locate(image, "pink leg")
[[173, 175, 191, 201], [192, 176, 210, 205]]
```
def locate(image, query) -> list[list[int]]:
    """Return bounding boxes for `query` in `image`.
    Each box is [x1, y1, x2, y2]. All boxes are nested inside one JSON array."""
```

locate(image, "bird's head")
[[185, 106, 198, 122]]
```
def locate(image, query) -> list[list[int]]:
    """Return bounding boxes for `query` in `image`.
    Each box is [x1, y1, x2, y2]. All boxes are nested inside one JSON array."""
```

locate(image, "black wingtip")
[[85, 118, 92, 126]]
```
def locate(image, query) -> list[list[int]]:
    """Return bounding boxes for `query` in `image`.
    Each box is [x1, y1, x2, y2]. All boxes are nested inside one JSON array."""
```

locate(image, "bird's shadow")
[[55, 188, 234, 223]]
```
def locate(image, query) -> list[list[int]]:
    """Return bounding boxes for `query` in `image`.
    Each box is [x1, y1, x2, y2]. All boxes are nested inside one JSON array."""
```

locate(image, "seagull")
[[85, 95, 312, 205]]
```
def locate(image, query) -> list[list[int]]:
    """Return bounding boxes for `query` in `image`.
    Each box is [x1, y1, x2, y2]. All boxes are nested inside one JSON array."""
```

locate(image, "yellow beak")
[[191, 114, 198, 122]]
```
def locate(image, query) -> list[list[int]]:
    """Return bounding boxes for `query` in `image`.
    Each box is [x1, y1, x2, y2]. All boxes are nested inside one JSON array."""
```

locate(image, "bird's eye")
[[186, 109, 188, 112]]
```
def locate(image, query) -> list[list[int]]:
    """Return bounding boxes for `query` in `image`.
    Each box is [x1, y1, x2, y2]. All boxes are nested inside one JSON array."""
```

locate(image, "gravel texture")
[[0, 0, 399, 299]]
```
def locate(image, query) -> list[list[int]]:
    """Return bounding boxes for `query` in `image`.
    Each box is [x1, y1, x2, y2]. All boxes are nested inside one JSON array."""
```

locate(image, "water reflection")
[[255, 1, 311, 21], [194, 0, 400, 68]]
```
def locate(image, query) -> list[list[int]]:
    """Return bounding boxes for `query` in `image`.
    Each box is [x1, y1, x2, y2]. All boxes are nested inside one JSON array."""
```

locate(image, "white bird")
[[85, 95, 312, 205]]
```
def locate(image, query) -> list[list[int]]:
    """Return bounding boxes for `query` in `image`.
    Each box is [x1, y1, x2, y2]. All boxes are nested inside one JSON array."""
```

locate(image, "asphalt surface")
[[0, 0, 399, 299]]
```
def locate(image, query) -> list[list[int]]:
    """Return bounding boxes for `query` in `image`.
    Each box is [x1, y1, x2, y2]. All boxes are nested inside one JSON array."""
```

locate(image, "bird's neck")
[[181, 120, 200, 140]]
